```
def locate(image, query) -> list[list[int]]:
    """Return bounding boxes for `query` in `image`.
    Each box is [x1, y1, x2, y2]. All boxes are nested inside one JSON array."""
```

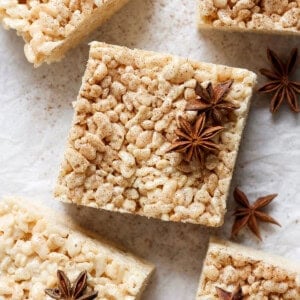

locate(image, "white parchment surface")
[[0, 1, 299, 299]]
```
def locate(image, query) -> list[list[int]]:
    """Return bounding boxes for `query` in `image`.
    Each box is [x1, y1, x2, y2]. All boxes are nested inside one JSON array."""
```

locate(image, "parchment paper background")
[[0, 1, 299, 299]]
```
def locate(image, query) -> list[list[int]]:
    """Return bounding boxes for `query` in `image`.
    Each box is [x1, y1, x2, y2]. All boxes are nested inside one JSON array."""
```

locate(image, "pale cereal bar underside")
[[198, 0, 300, 35], [0, 198, 154, 300], [55, 42, 256, 227], [196, 238, 300, 299], [0, 0, 130, 66]]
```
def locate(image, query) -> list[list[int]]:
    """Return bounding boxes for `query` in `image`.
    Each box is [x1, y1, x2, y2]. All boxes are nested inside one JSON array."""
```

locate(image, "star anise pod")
[[185, 80, 239, 124], [258, 48, 300, 113], [216, 286, 243, 300], [45, 270, 98, 300], [167, 114, 224, 164], [18, 0, 27, 3], [231, 188, 281, 241]]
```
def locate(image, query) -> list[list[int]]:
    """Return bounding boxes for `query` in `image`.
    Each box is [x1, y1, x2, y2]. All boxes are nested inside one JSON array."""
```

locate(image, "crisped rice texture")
[[55, 42, 257, 227], [0, 197, 154, 299], [0, 0, 130, 66], [198, 0, 300, 35], [197, 238, 300, 299]]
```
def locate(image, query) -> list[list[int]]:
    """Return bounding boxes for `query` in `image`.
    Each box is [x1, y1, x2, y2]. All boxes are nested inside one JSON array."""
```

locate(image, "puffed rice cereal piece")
[[55, 42, 257, 227], [196, 237, 300, 299]]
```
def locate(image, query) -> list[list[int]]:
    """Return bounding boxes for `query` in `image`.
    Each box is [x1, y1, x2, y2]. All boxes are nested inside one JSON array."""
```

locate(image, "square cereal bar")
[[0, 197, 154, 299], [198, 0, 300, 35], [196, 237, 300, 299], [55, 42, 257, 227], [0, 0, 130, 67]]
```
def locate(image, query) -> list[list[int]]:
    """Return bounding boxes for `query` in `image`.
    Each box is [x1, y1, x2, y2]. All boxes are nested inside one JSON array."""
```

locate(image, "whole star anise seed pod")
[[231, 188, 281, 241], [167, 114, 224, 164], [258, 48, 300, 113], [185, 80, 239, 124], [216, 286, 243, 300], [45, 270, 98, 300]]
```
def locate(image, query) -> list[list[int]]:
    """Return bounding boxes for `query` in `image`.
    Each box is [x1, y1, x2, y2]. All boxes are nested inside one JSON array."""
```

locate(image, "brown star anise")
[[231, 188, 281, 241], [258, 48, 300, 113], [167, 114, 223, 164], [45, 270, 98, 300], [185, 80, 239, 124], [18, 0, 27, 3], [216, 286, 243, 300]]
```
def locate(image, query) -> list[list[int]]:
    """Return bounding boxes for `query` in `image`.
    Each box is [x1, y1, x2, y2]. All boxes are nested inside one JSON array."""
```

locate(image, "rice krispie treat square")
[[0, 0, 130, 67], [198, 0, 300, 35], [55, 42, 257, 227], [0, 197, 154, 299], [196, 238, 300, 299]]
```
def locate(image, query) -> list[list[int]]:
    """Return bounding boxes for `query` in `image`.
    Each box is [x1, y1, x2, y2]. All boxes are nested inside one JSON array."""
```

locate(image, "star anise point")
[[168, 114, 223, 164], [259, 48, 300, 113], [186, 80, 238, 124], [231, 188, 280, 241], [216, 285, 243, 300], [45, 270, 98, 300]]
